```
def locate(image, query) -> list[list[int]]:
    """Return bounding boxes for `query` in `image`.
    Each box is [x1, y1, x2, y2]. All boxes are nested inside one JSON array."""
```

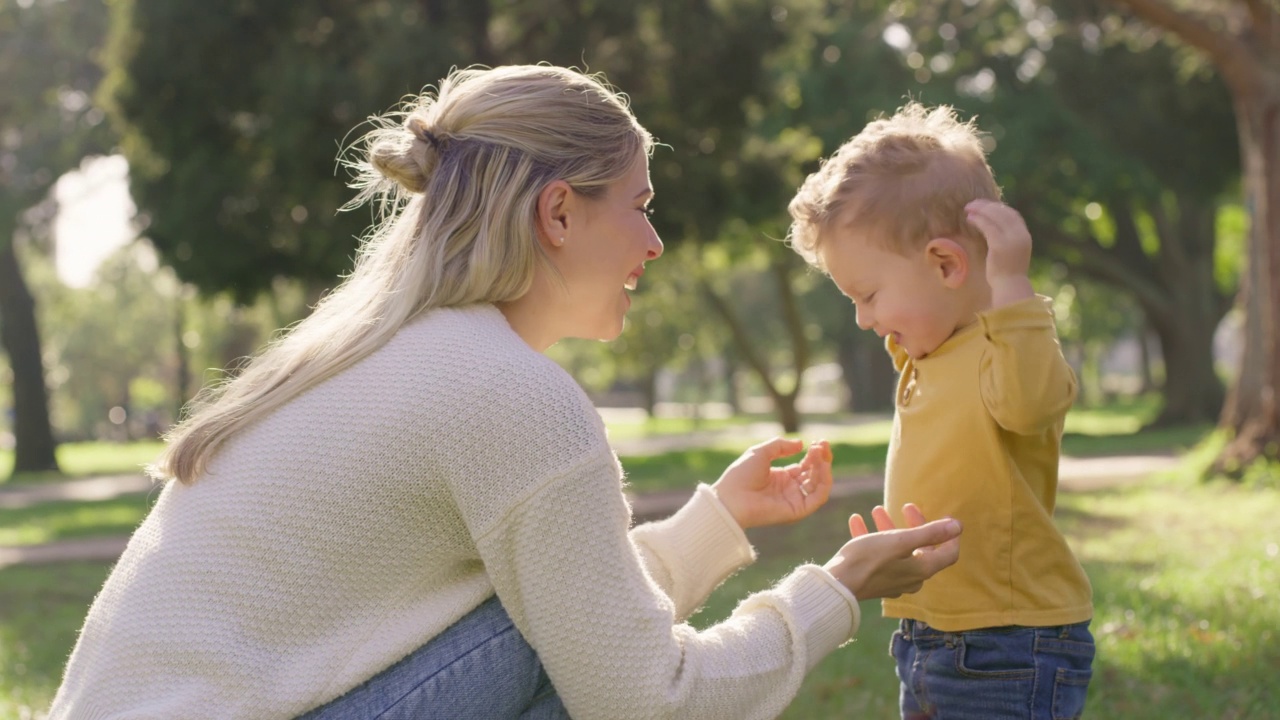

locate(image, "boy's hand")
[[965, 199, 1034, 308], [711, 438, 833, 530]]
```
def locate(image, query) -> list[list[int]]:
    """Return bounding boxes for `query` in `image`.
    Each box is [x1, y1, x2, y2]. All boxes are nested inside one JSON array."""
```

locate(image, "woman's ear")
[[536, 180, 573, 249], [924, 237, 970, 289]]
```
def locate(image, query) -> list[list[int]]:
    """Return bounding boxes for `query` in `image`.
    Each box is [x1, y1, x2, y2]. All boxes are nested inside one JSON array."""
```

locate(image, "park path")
[[0, 424, 1180, 569]]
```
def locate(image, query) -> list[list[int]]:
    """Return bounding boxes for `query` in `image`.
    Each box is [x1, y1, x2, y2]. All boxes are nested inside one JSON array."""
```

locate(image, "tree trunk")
[[1148, 308, 1223, 426], [1217, 89, 1280, 472], [640, 367, 658, 418], [0, 234, 60, 476], [833, 304, 896, 413], [699, 253, 809, 434], [1139, 328, 1156, 394]]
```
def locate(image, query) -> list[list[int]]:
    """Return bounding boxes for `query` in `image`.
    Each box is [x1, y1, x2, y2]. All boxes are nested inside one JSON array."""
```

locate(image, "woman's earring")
[[558, 237, 566, 246]]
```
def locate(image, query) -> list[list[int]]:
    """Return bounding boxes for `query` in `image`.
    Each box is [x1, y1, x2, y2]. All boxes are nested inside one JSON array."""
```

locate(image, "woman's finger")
[[750, 437, 805, 461]]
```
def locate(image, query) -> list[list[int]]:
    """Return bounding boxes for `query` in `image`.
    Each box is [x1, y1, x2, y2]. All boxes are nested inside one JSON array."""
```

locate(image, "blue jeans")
[[891, 618, 1095, 720], [299, 595, 568, 719]]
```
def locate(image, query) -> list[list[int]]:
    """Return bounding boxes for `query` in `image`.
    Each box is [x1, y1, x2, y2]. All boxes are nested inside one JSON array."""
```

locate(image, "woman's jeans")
[[299, 595, 569, 719], [891, 618, 1095, 720]]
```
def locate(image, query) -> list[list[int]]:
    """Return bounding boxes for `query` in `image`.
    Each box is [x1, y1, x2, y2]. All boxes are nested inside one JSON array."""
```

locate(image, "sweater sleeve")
[[628, 484, 757, 622], [977, 295, 1079, 435], [471, 454, 861, 720]]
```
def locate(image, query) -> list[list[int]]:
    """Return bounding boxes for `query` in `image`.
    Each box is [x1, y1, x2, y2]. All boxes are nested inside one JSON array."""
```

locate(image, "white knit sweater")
[[48, 304, 860, 720]]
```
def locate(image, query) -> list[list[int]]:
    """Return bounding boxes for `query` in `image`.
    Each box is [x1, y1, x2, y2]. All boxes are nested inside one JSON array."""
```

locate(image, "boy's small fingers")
[[902, 503, 928, 528], [849, 513, 869, 537], [871, 505, 895, 532]]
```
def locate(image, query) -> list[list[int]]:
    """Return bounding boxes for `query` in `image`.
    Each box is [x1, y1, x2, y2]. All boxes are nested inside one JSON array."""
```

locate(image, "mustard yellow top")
[[881, 295, 1092, 632]]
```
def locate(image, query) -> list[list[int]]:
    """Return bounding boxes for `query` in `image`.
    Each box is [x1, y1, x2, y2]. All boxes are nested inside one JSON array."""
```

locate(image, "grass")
[[619, 412, 1211, 494], [685, 476, 1280, 719], [0, 563, 113, 718], [0, 441, 164, 486], [0, 495, 156, 547], [0, 397, 1256, 716]]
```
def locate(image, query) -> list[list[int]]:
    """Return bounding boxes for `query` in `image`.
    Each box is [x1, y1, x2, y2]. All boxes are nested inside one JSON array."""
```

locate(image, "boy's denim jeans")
[[298, 595, 568, 719], [891, 618, 1095, 720]]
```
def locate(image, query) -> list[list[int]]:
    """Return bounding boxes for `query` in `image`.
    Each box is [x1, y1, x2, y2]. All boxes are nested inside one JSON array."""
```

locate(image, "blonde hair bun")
[[366, 114, 442, 194]]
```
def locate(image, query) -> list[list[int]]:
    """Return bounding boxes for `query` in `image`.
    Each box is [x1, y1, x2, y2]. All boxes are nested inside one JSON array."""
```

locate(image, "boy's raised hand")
[[965, 199, 1034, 308], [711, 438, 833, 530]]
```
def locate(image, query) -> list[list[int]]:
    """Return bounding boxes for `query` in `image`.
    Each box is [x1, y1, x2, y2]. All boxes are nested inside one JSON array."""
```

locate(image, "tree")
[[881, 0, 1240, 425], [0, 0, 112, 475], [102, 0, 835, 431], [995, 23, 1240, 425], [1100, 0, 1280, 470]]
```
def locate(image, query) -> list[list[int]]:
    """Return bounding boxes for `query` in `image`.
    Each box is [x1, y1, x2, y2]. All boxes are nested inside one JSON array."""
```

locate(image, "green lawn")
[[689, 476, 1280, 719], [0, 441, 164, 485], [4, 397, 1267, 716], [0, 495, 156, 547], [7, 473, 1272, 718]]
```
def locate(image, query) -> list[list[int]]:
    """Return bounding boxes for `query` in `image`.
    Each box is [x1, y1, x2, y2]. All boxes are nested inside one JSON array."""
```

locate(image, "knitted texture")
[[48, 304, 859, 719]]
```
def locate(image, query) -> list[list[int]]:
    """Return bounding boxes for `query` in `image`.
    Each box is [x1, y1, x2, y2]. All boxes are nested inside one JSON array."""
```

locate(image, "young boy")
[[786, 103, 1094, 719]]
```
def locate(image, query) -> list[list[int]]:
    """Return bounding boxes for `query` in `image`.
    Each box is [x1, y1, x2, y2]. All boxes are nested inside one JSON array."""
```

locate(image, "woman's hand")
[[824, 504, 961, 600], [711, 438, 833, 530]]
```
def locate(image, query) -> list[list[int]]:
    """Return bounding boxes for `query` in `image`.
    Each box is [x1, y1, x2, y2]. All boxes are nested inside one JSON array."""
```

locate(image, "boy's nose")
[[855, 305, 873, 331]]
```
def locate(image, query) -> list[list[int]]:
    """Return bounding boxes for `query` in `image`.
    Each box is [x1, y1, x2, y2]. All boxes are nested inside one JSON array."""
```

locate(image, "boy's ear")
[[923, 237, 970, 289], [536, 180, 574, 249]]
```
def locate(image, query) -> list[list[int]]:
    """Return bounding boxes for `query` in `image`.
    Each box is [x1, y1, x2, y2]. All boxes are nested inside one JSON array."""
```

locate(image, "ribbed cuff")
[[636, 484, 757, 613], [774, 564, 861, 671], [674, 485, 756, 576]]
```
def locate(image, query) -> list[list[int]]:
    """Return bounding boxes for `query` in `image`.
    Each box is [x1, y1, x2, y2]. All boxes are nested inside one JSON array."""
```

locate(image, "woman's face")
[[555, 151, 664, 341]]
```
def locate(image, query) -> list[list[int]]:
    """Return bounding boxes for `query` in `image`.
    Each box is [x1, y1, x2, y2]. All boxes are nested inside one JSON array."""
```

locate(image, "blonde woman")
[[48, 65, 961, 720]]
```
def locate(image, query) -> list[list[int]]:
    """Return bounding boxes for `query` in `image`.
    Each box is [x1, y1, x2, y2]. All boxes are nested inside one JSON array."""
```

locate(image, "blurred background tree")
[[1, 0, 112, 475], [5, 0, 1263, 480]]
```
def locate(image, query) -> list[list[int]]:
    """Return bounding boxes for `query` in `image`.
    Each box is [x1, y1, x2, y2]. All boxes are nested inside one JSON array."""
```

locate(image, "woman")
[[48, 65, 960, 719]]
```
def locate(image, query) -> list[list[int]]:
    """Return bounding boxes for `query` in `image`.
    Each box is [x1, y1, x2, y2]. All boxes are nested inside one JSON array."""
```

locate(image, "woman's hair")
[[154, 65, 653, 485], [787, 102, 1000, 269]]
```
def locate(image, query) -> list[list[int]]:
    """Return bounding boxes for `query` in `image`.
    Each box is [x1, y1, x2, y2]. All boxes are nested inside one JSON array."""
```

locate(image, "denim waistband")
[[897, 618, 1087, 647]]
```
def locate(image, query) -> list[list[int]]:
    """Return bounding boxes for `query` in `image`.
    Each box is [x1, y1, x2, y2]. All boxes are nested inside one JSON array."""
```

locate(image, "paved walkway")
[[0, 452, 1180, 569]]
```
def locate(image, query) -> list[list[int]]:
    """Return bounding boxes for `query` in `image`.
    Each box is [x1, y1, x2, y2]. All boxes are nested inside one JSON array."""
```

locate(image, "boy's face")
[[820, 232, 963, 360]]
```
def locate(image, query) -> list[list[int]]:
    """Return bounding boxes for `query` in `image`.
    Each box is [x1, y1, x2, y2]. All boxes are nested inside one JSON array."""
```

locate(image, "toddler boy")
[[786, 103, 1094, 719]]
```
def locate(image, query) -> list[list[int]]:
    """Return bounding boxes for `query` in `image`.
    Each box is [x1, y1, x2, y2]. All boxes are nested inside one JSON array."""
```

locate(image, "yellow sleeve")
[[977, 295, 1077, 435]]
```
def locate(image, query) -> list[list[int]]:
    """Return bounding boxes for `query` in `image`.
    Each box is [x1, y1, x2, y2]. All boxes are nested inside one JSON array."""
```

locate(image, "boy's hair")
[[787, 102, 1001, 268]]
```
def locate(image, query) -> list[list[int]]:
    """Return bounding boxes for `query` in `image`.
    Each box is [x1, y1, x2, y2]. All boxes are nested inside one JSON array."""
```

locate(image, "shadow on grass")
[[0, 496, 154, 547]]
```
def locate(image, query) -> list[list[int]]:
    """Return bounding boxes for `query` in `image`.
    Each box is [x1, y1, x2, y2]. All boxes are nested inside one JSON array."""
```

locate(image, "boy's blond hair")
[[787, 102, 1001, 268]]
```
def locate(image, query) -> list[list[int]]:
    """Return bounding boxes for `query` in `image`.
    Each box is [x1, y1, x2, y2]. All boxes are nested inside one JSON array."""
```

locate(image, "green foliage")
[[0, 0, 112, 220]]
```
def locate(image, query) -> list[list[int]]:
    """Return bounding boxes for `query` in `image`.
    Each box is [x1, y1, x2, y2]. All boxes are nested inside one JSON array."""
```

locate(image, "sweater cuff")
[[635, 484, 757, 607], [674, 484, 758, 580], [773, 564, 862, 671], [978, 294, 1056, 336]]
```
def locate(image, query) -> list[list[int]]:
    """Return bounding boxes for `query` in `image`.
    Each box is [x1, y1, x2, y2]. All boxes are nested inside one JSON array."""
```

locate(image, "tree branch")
[[700, 279, 783, 402], [1110, 0, 1239, 65], [1242, 0, 1279, 33]]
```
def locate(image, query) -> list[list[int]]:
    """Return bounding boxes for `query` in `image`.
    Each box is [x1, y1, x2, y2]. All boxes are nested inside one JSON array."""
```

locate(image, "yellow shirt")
[[881, 296, 1092, 631]]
